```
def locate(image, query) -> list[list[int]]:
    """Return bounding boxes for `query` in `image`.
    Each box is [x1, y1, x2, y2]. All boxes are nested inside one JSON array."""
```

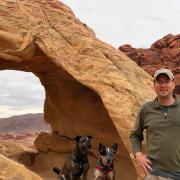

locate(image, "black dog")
[[94, 143, 118, 180], [53, 135, 92, 180]]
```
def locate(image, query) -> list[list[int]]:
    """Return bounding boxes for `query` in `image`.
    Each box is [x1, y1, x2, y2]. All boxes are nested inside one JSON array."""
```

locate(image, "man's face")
[[154, 74, 175, 98]]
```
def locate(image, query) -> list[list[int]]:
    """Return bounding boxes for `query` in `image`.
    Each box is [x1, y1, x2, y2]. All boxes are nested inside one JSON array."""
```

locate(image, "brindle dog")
[[94, 143, 118, 180], [53, 135, 92, 180]]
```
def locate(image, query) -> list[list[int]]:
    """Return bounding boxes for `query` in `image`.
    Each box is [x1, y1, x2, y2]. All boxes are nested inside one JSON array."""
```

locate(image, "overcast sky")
[[0, 71, 45, 118], [62, 0, 180, 48], [0, 0, 179, 118]]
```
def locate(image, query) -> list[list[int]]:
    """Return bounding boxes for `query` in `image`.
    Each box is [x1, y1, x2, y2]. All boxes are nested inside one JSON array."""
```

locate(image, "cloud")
[[143, 15, 166, 24], [0, 105, 43, 118], [80, 8, 93, 13], [177, 9, 180, 14], [61, 0, 180, 48], [0, 70, 44, 117]]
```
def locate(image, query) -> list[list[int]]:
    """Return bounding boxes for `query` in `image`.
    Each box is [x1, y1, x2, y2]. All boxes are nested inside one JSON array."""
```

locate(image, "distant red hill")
[[0, 113, 50, 133], [119, 34, 180, 95]]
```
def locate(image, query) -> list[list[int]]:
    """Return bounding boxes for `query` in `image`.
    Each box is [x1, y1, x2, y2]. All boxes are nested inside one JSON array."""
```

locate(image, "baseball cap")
[[153, 68, 174, 80]]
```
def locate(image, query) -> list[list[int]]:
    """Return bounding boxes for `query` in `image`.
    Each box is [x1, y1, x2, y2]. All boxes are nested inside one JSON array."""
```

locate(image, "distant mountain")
[[0, 113, 50, 133]]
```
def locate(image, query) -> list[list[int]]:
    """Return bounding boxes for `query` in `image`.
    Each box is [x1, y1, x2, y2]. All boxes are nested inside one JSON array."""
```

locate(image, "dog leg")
[[82, 173, 87, 180], [94, 169, 104, 180], [58, 174, 66, 180], [94, 177, 104, 180], [82, 163, 89, 180], [70, 172, 76, 180], [107, 171, 115, 180]]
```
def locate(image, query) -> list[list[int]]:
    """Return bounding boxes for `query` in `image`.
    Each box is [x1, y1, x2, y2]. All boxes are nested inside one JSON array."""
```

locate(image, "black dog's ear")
[[75, 136, 82, 142], [87, 135, 93, 140], [111, 143, 118, 153], [99, 143, 106, 155]]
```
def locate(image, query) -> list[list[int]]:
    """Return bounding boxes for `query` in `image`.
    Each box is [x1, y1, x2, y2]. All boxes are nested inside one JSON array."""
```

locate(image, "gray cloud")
[[143, 15, 166, 24], [177, 9, 180, 14], [0, 71, 44, 109], [8, 107, 23, 111], [61, 0, 180, 48], [80, 8, 93, 13]]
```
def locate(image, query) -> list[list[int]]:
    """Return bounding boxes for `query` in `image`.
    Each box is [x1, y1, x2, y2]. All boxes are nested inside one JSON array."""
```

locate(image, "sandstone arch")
[[0, 0, 155, 179]]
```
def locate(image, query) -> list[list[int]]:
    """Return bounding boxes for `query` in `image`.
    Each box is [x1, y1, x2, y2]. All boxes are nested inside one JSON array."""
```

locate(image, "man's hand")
[[135, 152, 152, 174]]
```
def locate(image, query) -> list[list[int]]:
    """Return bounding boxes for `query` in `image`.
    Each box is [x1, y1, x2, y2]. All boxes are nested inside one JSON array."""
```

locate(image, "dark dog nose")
[[107, 159, 111, 164]]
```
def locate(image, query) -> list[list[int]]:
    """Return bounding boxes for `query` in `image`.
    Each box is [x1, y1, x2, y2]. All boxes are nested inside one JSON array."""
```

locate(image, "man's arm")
[[129, 107, 152, 173], [129, 107, 144, 153]]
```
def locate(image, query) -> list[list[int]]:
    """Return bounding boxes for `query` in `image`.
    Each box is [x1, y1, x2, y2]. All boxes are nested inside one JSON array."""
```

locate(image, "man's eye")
[[156, 81, 170, 84]]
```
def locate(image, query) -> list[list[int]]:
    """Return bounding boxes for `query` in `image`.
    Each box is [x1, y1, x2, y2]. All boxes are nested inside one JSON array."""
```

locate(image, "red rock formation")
[[119, 34, 180, 94]]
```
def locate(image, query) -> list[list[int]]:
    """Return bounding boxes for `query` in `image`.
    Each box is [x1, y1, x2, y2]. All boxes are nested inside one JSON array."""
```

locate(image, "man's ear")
[[111, 143, 118, 153], [75, 136, 82, 142]]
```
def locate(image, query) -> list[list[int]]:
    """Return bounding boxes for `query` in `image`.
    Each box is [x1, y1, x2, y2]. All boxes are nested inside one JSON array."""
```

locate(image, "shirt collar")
[[152, 94, 179, 109]]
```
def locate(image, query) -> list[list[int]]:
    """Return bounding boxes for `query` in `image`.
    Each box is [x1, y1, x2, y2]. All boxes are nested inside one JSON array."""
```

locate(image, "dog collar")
[[95, 163, 114, 180]]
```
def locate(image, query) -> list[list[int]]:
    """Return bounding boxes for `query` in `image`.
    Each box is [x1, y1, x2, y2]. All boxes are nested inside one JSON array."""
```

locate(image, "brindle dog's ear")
[[87, 135, 93, 140], [99, 143, 106, 155], [75, 136, 82, 142], [111, 143, 118, 153]]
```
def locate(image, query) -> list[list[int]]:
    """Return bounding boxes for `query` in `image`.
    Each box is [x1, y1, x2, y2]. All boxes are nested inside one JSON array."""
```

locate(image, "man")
[[130, 68, 180, 180]]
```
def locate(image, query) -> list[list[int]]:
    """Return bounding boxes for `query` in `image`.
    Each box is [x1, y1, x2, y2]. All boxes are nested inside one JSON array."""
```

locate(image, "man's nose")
[[161, 83, 166, 87]]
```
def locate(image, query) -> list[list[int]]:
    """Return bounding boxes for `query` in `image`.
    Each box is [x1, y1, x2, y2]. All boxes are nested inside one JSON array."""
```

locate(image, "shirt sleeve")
[[129, 106, 145, 154]]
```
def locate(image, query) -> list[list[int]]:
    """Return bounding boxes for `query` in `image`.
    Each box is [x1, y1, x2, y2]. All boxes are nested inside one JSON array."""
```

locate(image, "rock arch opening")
[[0, 70, 50, 149], [0, 70, 44, 118]]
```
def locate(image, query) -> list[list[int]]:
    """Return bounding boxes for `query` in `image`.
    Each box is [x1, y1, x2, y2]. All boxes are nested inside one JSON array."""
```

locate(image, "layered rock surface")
[[0, 0, 155, 179], [0, 154, 42, 180], [119, 34, 180, 94]]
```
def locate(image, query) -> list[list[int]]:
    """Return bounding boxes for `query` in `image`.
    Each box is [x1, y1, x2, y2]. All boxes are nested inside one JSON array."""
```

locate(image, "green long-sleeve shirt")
[[130, 96, 180, 172]]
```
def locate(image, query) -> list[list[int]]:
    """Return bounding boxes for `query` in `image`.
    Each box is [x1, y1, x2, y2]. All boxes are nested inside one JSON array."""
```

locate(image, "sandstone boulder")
[[0, 154, 42, 180], [0, 140, 25, 161], [0, 0, 156, 179]]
